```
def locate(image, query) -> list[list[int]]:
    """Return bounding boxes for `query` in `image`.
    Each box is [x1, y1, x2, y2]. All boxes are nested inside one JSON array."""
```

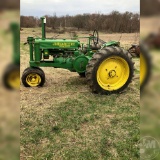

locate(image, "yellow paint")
[[140, 53, 146, 86], [97, 56, 130, 91], [7, 70, 20, 89], [26, 73, 41, 87], [53, 42, 75, 48]]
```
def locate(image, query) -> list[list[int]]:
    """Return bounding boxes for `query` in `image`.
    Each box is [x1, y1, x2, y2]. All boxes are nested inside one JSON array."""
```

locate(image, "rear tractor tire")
[[86, 46, 134, 94], [140, 43, 151, 90], [21, 67, 45, 87]]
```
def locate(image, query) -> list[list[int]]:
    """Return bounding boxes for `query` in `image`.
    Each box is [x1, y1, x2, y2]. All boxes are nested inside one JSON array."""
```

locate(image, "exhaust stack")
[[41, 17, 46, 40]]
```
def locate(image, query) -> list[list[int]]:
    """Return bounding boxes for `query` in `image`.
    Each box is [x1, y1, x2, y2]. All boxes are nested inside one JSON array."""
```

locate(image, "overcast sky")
[[20, 0, 140, 17]]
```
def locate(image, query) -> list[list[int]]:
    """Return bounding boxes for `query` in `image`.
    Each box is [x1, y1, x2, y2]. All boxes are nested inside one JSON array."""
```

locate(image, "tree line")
[[141, 0, 160, 16], [0, 0, 19, 10], [20, 11, 140, 33]]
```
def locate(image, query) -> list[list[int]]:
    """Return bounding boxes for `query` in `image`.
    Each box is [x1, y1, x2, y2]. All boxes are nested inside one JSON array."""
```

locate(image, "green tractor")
[[22, 17, 134, 94]]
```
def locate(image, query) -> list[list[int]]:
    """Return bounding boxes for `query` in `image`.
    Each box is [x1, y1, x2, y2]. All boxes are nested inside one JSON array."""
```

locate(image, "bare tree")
[[20, 11, 140, 33]]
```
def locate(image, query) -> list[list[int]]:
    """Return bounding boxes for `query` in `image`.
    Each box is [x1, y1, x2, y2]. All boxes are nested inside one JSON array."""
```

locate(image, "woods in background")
[[20, 11, 139, 33], [141, 0, 160, 16]]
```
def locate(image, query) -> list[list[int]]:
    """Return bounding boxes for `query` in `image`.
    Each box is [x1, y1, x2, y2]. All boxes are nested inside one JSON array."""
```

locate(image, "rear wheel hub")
[[108, 70, 116, 78]]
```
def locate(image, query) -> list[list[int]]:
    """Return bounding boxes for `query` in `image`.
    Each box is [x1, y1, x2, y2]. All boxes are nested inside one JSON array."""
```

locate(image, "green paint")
[[10, 23, 20, 64], [102, 41, 120, 48]]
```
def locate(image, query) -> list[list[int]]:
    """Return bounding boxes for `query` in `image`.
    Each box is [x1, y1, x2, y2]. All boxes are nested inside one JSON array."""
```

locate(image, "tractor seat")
[[90, 44, 101, 50], [131, 44, 139, 47], [81, 44, 101, 54]]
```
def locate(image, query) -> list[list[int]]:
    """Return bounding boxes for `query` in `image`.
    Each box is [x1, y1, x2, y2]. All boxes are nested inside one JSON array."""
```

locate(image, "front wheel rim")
[[26, 73, 41, 87], [7, 71, 20, 89]]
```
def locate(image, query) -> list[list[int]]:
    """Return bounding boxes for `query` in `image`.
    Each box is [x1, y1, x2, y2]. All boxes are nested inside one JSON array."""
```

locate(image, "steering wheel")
[[92, 30, 99, 45]]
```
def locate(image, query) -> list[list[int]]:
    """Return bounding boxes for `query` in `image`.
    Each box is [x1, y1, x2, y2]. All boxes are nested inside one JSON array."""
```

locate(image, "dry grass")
[[141, 16, 160, 37]]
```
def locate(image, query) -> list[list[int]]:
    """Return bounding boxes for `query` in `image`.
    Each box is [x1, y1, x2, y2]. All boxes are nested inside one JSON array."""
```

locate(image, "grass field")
[[20, 29, 140, 159]]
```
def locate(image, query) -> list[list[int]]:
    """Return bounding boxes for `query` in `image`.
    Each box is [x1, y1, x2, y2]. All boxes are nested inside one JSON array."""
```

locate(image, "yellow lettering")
[[53, 42, 76, 47]]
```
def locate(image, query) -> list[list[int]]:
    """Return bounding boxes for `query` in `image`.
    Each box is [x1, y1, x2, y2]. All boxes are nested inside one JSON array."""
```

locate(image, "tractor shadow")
[[65, 76, 89, 92]]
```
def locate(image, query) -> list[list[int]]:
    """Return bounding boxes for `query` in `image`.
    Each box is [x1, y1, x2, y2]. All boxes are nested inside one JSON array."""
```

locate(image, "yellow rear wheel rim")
[[7, 71, 20, 89], [26, 73, 41, 87], [140, 53, 147, 86], [97, 56, 130, 91]]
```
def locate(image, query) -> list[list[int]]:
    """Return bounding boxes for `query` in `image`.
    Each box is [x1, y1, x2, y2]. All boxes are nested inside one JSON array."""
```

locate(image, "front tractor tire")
[[3, 64, 20, 90], [86, 46, 134, 94], [21, 67, 45, 87]]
